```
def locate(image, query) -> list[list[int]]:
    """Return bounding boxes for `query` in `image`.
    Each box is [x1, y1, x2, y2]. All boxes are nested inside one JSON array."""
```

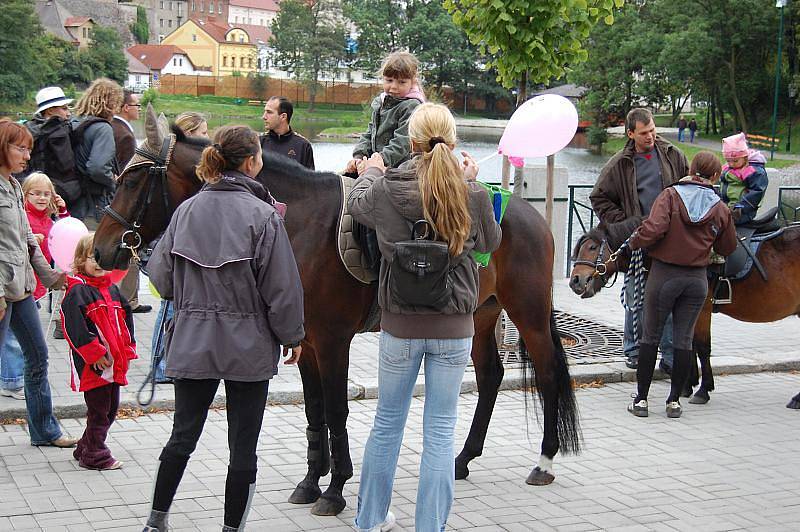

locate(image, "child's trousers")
[[74, 383, 120, 469]]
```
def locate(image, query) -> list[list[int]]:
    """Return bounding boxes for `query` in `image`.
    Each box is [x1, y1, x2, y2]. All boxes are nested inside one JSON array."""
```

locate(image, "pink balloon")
[[508, 156, 525, 168], [48, 217, 89, 272], [499, 94, 579, 158], [107, 269, 127, 284]]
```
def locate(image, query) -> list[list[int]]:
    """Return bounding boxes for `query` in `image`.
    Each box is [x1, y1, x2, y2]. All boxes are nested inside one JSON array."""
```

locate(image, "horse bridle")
[[103, 135, 175, 261], [571, 236, 621, 288]]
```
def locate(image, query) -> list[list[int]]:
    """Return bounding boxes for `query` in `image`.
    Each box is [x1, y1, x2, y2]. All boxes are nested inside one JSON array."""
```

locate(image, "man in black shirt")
[[260, 96, 315, 170]]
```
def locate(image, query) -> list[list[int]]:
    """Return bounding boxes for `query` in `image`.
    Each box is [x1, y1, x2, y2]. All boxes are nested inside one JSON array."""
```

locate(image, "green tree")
[[444, 0, 625, 105], [270, 0, 346, 109], [343, 0, 405, 73], [0, 0, 46, 103], [81, 25, 128, 83], [131, 6, 150, 45]]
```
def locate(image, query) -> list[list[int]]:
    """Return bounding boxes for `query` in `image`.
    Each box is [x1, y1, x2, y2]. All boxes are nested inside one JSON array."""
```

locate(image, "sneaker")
[[369, 510, 396, 532], [0, 388, 25, 400], [132, 305, 153, 314], [627, 395, 648, 417], [666, 401, 682, 418], [625, 357, 638, 369]]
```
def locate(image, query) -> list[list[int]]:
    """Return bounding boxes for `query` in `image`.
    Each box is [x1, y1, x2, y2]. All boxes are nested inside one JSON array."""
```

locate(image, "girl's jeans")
[[355, 332, 471, 532], [0, 296, 62, 444]]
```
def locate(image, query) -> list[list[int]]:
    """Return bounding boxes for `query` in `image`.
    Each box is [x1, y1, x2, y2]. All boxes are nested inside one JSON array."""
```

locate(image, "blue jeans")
[[623, 273, 674, 367], [1, 329, 25, 391], [678, 128, 685, 142], [151, 300, 172, 382], [0, 296, 62, 444], [355, 332, 471, 532]]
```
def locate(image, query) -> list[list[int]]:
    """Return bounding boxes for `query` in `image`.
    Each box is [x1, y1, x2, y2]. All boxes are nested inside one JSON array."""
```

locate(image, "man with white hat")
[[34, 86, 73, 120]]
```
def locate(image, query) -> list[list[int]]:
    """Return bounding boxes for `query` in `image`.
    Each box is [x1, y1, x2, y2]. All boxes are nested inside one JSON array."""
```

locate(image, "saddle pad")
[[724, 226, 784, 280], [337, 176, 379, 285], [471, 182, 511, 267]]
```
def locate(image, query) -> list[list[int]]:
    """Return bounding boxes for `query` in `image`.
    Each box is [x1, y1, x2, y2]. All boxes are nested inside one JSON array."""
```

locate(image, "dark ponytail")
[[196, 125, 259, 183]]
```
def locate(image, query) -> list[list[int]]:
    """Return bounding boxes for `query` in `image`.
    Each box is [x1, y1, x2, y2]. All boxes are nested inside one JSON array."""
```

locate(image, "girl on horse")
[[627, 151, 737, 419], [348, 103, 501, 531]]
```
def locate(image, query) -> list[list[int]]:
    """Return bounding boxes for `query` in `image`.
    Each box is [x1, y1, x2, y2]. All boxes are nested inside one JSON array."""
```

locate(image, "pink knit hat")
[[722, 132, 749, 158]]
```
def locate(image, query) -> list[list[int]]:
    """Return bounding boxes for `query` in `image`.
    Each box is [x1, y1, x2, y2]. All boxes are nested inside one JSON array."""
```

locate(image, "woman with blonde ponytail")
[[143, 125, 305, 532], [348, 102, 501, 532]]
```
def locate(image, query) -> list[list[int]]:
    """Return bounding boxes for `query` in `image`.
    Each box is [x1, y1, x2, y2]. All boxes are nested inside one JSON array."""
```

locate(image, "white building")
[[127, 44, 211, 82], [228, 0, 278, 27]]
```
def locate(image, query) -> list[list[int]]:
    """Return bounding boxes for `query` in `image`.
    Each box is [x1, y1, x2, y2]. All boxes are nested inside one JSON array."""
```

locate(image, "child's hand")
[[461, 151, 478, 181], [344, 159, 358, 174], [34, 233, 45, 245], [359, 153, 386, 175], [92, 355, 112, 371], [54, 194, 66, 210]]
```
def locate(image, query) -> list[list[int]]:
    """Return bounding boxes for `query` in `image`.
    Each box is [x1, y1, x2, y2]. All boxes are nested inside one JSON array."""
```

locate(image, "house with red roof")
[[161, 17, 259, 76]]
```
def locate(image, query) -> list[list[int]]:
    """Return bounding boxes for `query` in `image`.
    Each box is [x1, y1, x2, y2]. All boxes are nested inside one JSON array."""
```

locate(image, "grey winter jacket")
[[348, 157, 502, 339], [148, 172, 305, 381], [70, 116, 116, 197], [353, 94, 422, 168], [0, 176, 62, 311]]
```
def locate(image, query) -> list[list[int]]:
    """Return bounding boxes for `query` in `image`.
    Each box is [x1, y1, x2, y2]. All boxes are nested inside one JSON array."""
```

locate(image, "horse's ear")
[[157, 112, 170, 139], [144, 103, 164, 148]]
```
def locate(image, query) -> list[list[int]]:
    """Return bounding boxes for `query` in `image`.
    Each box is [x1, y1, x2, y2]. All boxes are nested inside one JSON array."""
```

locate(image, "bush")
[[141, 87, 159, 107], [587, 125, 608, 147]]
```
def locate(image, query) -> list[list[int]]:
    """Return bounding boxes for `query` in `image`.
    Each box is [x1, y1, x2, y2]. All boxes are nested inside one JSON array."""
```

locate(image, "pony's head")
[[569, 226, 623, 298], [94, 105, 205, 270]]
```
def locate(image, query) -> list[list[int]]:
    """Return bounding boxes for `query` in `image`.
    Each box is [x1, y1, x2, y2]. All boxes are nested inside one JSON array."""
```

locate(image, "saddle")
[[711, 207, 784, 306], [337, 175, 379, 285]]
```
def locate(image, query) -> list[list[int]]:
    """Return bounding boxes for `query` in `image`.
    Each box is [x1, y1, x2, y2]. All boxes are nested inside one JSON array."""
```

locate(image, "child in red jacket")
[[60, 233, 137, 470]]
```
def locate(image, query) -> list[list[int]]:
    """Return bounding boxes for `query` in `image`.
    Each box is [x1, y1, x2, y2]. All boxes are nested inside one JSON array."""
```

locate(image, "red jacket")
[[60, 273, 137, 392], [25, 201, 69, 299]]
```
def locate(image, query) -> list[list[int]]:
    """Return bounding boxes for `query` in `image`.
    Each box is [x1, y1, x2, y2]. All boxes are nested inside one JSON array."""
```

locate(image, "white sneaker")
[[0, 388, 25, 400], [370, 510, 396, 532]]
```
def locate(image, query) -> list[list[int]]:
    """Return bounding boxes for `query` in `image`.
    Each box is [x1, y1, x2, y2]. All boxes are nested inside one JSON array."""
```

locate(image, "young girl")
[[61, 232, 136, 470], [720, 132, 768, 225], [347, 51, 426, 173]]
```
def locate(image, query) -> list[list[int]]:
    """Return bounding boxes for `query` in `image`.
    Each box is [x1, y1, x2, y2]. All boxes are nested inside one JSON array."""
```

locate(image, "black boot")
[[311, 430, 352, 516], [635, 343, 659, 402], [288, 425, 329, 504]]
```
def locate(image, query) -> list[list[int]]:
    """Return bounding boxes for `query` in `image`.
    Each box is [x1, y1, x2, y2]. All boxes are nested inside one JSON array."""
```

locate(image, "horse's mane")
[[171, 124, 211, 149], [571, 225, 608, 259], [260, 150, 340, 188]]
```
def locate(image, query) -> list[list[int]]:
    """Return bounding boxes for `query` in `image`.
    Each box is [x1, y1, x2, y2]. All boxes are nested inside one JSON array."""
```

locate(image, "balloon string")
[[475, 152, 499, 166]]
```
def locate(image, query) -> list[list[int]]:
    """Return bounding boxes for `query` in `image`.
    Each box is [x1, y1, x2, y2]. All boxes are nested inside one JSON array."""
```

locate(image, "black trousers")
[[153, 378, 269, 527]]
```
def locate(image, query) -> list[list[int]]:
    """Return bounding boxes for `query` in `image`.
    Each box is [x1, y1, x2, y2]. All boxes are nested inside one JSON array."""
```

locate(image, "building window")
[[160, 19, 164, 28], [135, 74, 141, 83], [209, 2, 214, 14], [173, 58, 177, 66], [191, 1, 195, 11], [248, 58, 252, 68], [223, 56, 227, 67], [240, 57, 244, 68], [192, 33, 197, 42], [239, 36, 244, 43], [260, 19, 264, 26], [200, 1, 204, 12], [218, 3, 222, 14], [235, 15, 238, 23], [160, 1, 164, 9], [170, 1, 174, 10], [168, 19, 172, 28]]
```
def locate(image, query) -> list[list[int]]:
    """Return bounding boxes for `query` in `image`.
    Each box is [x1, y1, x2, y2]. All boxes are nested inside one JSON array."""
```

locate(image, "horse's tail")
[[543, 311, 582, 454]]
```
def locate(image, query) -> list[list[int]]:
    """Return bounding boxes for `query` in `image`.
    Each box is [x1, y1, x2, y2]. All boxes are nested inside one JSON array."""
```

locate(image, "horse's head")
[[94, 105, 205, 270], [569, 227, 623, 298]]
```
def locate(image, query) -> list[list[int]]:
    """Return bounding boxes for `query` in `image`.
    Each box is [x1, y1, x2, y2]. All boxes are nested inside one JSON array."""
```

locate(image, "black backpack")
[[24, 116, 105, 206], [388, 220, 454, 310]]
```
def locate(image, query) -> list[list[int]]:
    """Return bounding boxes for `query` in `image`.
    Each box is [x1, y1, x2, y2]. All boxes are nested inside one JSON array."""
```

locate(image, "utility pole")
[[771, 1, 788, 160]]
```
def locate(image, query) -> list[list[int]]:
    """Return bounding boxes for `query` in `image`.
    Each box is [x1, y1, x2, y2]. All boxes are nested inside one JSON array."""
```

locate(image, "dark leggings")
[[152, 378, 269, 528], [637, 260, 707, 403]]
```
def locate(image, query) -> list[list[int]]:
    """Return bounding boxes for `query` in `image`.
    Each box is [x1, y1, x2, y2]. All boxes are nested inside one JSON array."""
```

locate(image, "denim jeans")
[[355, 332, 472, 532], [1, 329, 25, 391], [623, 273, 674, 367], [151, 300, 172, 382], [678, 128, 685, 142], [0, 296, 62, 444]]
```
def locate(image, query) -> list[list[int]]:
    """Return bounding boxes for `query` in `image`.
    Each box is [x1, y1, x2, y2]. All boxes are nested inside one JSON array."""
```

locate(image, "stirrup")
[[712, 277, 732, 305]]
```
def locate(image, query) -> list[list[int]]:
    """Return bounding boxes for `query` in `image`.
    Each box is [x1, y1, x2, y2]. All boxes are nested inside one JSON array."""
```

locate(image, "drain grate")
[[499, 310, 624, 365]]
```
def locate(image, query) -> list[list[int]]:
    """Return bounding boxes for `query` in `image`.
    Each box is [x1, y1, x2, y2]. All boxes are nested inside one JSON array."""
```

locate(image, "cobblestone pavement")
[[1, 372, 798, 531]]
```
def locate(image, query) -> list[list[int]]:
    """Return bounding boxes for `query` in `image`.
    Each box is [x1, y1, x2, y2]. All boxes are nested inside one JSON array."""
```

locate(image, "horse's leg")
[[689, 301, 714, 405], [309, 334, 354, 517], [455, 299, 503, 480], [787, 392, 800, 409], [289, 344, 330, 505]]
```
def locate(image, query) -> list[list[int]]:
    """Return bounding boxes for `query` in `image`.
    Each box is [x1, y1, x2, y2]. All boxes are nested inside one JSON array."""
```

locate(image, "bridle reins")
[[103, 135, 175, 262], [571, 236, 623, 288]]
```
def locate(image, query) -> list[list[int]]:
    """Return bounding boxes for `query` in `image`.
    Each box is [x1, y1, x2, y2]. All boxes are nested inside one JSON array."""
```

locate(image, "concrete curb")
[[4, 358, 798, 421]]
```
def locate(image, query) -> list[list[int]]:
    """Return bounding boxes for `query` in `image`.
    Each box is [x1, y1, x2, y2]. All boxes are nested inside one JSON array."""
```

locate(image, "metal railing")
[[778, 186, 800, 223], [566, 184, 596, 277]]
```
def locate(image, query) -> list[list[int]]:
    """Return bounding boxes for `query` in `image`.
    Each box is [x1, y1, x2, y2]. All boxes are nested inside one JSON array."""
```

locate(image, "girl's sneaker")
[[0, 388, 25, 400], [369, 510, 396, 532], [666, 401, 682, 418], [627, 394, 648, 417]]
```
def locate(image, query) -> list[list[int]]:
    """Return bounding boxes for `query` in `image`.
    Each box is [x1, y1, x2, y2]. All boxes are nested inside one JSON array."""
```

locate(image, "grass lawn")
[[603, 137, 798, 169]]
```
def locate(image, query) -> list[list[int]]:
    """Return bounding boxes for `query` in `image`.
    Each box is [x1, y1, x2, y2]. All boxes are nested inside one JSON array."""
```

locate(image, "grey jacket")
[[70, 116, 116, 196], [0, 176, 62, 311], [353, 94, 422, 168], [348, 158, 502, 339], [148, 172, 305, 381]]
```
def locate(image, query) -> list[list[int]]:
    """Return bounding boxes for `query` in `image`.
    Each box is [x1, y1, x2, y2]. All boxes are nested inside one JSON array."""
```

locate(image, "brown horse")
[[94, 116, 581, 516], [569, 224, 800, 408]]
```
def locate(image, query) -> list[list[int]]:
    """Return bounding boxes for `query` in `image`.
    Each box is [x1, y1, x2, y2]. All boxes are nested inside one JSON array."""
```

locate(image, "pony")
[[93, 113, 582, 516], [569, 224, 800, 409]]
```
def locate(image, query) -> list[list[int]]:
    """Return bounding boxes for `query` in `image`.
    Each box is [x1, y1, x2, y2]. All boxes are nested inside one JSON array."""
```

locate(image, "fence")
[[156, 74, 513, 113]]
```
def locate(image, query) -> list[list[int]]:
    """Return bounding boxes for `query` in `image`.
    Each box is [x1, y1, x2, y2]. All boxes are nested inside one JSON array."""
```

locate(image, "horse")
[[93, 113, 581, 517], [569, 224, 800, 409]]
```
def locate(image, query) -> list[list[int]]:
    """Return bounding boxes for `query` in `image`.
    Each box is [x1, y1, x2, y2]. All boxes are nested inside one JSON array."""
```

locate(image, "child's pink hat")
[[722, 132, 749, 158]]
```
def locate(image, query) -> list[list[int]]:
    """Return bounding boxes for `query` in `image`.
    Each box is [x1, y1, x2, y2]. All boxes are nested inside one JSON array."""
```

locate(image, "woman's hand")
[[50, 272, 67, 290], [461, 151, 478, 181], [358, 153, 386, 175], [282, 344, 302, 365]]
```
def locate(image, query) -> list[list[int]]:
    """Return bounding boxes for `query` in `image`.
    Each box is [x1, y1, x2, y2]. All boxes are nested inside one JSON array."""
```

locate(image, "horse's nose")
[[570, 274, 582, 291]]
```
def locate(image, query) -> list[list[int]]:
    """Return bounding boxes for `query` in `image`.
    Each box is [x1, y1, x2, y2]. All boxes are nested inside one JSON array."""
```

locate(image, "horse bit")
[[572, 237, 623, 288], [103, 135, 175, 262]]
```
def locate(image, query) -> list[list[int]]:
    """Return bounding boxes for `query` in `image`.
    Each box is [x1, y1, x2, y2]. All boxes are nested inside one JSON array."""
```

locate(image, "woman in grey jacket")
[[348, 103, 502, 532], [143, 126, 305, 532], [0, 119, 72, 447]]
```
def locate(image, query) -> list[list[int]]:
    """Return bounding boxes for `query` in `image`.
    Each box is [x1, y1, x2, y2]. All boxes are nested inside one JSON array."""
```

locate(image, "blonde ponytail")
[[409, 103, 471, 256]]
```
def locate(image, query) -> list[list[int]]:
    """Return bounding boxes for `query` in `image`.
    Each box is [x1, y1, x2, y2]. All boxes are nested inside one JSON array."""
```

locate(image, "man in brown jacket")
[[590, 108, 689, 370]]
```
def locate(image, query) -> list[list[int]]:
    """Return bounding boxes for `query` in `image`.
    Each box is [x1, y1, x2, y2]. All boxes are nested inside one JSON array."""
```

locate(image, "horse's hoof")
[[689, 392, 710, 405], [787, 399, 800, 409], [526, 466, 555, 486], [288, 482, 321, 504], [455, 460, 470, 480], [310, 493, 346, 516]]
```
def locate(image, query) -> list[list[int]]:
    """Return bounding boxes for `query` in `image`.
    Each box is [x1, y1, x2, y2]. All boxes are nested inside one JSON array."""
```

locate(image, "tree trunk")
[[726, 49, 748, 132]]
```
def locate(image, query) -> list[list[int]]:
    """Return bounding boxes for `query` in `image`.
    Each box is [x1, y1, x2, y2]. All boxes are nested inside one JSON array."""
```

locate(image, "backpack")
[[388, 220, 454, 310], [24, 117, 105, 206]]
